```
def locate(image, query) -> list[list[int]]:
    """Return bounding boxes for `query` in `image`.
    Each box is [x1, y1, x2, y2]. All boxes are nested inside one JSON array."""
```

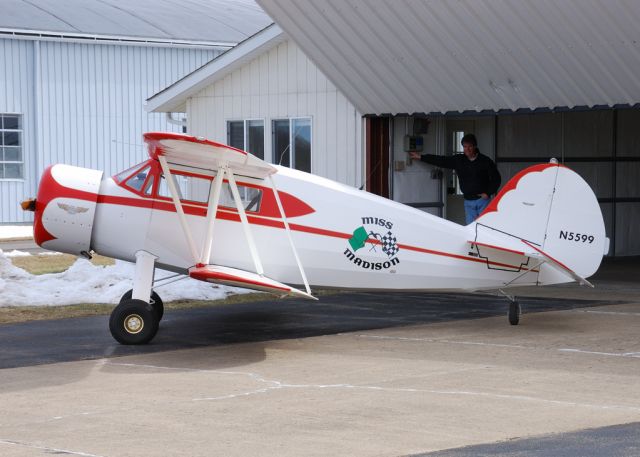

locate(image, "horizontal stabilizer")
[[521, 240, 594, 288], [144, 132, 277, 179], [189, 265, 317, 300], [467, 237, 593, 287]]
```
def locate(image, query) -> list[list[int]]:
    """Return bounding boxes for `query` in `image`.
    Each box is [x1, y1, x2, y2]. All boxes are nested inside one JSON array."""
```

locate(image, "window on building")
[[1, 114, 23, 179], [450, 130, 465, 195], [272, 118, 311, 172], [226, 119, 264, 159]]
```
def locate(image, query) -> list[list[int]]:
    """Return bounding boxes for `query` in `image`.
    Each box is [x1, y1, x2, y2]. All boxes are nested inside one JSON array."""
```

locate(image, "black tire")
[[109, 299, 159, 345], [508, 301, 521, 325], [119, 289, 164, 321]]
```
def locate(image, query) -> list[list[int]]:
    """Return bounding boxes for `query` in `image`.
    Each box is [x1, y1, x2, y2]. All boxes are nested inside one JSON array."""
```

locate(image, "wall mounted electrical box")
[[403, 135, 424, 152]]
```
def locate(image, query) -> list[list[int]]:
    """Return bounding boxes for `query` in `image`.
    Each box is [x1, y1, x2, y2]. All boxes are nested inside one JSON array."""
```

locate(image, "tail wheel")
[[109, 299, 159, 345], [119, 289, 164, 321], [508, 301, 521, 325]]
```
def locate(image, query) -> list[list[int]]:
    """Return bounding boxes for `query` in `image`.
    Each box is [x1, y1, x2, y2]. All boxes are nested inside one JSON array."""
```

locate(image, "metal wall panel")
[[0, 39, 34, 223], [0, 38, 219, 223], [496, 108, 640, 255], [188, 39, 363, 187]]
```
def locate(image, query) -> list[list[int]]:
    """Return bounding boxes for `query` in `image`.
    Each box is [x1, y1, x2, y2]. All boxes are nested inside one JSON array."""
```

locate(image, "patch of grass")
[[0, 290, 342, 325], [0, 304, 115, 324], [11, 253, 114, 275], [0, 293, 280, 325]]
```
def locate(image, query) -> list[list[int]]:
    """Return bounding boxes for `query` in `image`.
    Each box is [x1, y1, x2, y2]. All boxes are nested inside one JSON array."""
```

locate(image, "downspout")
[[33, 40, 42, 203], [165, 112, 187, 130]]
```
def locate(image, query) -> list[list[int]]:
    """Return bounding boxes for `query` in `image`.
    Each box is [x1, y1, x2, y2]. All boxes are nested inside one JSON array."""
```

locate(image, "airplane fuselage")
[[38, 161, 541, 293]]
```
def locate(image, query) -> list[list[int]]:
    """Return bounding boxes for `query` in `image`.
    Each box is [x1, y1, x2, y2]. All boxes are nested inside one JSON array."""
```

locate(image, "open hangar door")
[[371, 108, 639, 256], [495, 107, 639, 256], [386, 114, 496, 225]]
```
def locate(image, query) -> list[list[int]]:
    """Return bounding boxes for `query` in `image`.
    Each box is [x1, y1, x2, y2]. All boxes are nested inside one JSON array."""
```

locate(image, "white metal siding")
[[188, 39, 363, 187], [0, 38, 218, 223], [0, 39, 34, 223]]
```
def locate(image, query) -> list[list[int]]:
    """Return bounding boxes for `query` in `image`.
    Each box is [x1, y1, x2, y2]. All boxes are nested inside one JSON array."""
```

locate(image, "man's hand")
[[409, 152, 421, 160], [479, 193, 489, 199]]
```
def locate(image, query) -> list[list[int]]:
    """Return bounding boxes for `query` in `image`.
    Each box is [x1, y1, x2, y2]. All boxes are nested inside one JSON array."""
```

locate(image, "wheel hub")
[[124, 314, 144, 334]]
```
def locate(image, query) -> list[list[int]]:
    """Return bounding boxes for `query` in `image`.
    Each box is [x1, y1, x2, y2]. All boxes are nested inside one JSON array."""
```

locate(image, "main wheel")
[[508, 301, 521, 325], [119, 289, 164, 321], [109, 299, 159, 345]]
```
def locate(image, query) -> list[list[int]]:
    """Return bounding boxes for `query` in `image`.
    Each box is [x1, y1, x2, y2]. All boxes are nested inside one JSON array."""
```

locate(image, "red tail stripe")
[[480, 163, 564, 218]]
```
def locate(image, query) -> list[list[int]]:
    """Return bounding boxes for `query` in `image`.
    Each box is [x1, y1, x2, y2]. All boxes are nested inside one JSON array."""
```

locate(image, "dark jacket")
[[419, 152, 501, 199]]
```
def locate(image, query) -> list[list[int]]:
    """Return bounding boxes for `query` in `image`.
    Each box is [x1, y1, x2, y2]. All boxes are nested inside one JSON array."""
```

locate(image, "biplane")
[[22, 132, 608, 344]]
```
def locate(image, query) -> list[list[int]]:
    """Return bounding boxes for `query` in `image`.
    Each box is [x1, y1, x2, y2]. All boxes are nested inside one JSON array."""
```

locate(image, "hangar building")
[[0, 0, 271, 223], [146, 1, 638, 257], [255, 0, 640, 257]]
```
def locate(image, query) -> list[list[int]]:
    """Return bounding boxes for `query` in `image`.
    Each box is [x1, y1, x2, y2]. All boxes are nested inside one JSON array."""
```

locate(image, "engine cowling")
[[32, 164, 104, 256]]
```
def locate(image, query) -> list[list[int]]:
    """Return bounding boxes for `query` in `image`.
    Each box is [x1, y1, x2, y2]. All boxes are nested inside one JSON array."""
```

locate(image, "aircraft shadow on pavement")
[[0, 291, 622, 377]]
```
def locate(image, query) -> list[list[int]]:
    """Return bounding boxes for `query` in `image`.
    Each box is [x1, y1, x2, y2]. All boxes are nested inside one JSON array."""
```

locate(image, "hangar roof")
[[256, 0, 640, 115], [0, 0, 272, 46]]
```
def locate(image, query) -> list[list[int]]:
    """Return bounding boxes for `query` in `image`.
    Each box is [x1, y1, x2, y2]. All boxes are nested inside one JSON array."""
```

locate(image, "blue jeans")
[[464, 198, 490, 224]]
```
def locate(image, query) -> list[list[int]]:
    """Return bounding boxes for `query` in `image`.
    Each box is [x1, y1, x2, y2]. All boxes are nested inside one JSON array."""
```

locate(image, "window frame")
[[0, 113, 24, 181], [226, 118, 265, 159], [113, 160, 264, 214], [271, 117, 312, 173]]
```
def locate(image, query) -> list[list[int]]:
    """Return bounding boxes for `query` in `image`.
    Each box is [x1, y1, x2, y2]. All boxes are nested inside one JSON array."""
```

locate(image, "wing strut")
[[226, 168, 264, 276], [200, 163, 226, 264], [158, 156, 200, 263], [269, 175, 311, 295]]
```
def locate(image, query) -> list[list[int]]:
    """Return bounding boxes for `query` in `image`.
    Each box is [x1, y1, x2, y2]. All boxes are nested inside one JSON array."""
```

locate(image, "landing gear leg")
[[109, 251, 160, 345]]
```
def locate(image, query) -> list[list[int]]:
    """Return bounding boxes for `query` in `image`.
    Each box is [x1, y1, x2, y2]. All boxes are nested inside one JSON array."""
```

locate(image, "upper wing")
[[144, 132, 277, 179]]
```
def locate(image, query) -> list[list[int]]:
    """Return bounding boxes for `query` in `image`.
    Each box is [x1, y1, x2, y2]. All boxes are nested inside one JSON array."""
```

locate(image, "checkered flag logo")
[[380, 231, 399, 258]]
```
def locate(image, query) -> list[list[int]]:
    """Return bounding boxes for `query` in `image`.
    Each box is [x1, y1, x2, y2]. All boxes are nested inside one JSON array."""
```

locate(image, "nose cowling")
[[33, 164, 104, 255]]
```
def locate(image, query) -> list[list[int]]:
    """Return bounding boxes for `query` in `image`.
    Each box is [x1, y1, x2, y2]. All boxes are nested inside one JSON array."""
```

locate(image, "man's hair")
[[461, 133, 478, 147]]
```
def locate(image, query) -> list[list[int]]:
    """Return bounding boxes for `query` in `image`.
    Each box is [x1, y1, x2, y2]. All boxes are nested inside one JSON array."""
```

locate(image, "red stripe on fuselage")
[[94, 193, 531, 271]]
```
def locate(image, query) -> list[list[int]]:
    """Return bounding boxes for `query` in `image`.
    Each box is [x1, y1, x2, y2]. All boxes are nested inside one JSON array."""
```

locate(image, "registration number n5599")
[[559, 230, 594, 244]]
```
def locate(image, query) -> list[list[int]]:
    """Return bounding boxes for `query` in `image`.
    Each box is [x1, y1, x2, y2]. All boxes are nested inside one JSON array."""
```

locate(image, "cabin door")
[[365, 117, 390, 198]]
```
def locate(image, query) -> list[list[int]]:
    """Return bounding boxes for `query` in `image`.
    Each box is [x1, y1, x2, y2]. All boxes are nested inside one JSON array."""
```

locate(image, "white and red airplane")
[[22, 132, 608, 344]]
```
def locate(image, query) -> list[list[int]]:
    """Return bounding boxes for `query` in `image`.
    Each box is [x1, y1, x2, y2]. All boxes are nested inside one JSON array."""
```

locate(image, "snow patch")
[[0, 250, 252, 307], [0, 225, 33, 240]]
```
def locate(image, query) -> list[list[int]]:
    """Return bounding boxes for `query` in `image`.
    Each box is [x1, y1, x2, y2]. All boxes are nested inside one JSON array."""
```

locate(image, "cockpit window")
[[158, 173, 211, 203], [114, 162, 147, 183], [155, 172, 262, 212], [124, 165, 151, 192], [218, 182, 262, 212], [143, 175, 154, 195]]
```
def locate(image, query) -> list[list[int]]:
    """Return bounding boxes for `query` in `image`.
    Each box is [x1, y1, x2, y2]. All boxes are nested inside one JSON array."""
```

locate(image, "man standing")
[[409, 134, 501, 224]]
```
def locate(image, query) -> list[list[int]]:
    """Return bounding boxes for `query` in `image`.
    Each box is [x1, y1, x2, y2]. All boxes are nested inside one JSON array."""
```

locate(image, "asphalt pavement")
[[0, 291, 615, 369]]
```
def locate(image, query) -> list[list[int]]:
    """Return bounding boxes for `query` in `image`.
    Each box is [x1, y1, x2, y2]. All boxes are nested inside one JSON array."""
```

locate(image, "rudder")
[[475, 162, 608, 284]]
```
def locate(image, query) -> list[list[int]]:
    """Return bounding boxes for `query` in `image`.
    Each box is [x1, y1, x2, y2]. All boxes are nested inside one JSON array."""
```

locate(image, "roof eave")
[[146, 23, 285, 113]]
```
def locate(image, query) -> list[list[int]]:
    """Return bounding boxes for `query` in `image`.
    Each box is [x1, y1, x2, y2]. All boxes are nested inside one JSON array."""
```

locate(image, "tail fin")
[[475, 162, 608, 284]]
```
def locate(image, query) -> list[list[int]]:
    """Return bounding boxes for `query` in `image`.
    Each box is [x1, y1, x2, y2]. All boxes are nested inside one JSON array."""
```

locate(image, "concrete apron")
[[1, 300, 639, 457]]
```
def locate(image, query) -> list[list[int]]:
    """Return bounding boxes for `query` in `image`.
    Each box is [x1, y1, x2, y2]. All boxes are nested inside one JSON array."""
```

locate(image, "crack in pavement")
[[105, 361, 640, 413]]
